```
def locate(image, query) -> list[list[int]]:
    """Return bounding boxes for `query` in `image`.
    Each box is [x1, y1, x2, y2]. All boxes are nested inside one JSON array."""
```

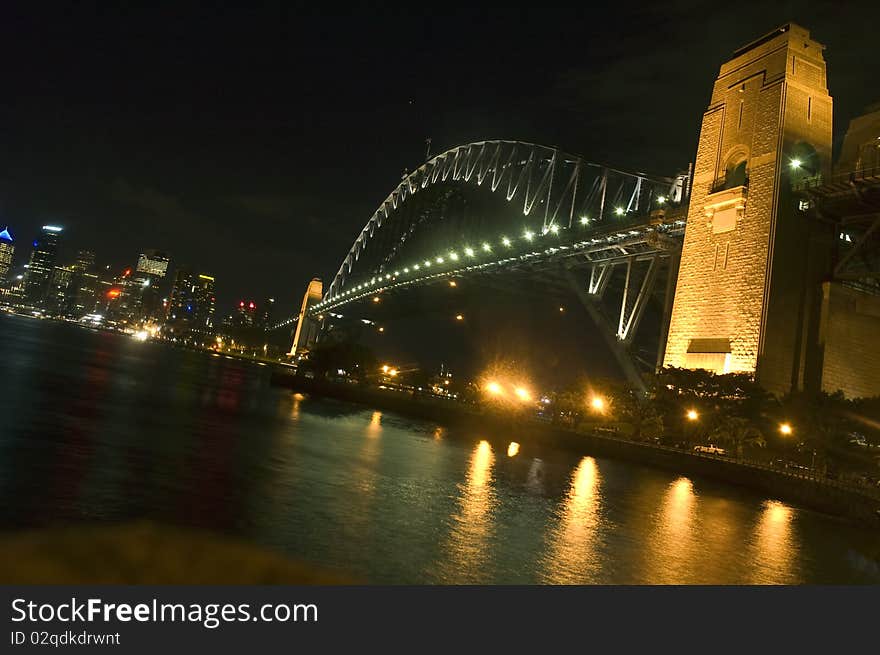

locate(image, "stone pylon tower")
[[289, 277, 323, 356], [663, 24, 833, 394]]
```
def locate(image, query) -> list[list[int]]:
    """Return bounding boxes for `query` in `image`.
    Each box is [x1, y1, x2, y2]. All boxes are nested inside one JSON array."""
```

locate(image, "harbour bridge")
[[275, 140, 691, 390], [274, 24, 880, 399]]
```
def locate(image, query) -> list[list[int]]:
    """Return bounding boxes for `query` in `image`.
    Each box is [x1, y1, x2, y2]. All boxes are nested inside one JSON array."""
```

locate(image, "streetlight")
[[779, 422, 793, 436], [590, 396, 606, 413], [789, 159, 802, 170], [514, 387, 531, 402], [686, 409, 699, 421], [485, 381, 503, 396], [455, 314, 464, 321]]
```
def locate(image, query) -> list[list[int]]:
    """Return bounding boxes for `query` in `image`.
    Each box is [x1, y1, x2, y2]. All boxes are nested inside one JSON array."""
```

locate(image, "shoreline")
[[271, 371, 880, 527]]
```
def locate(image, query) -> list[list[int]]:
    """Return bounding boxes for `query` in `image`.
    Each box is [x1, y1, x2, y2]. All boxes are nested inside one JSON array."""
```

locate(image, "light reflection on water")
[[1, 314, 878, 584], [436, 440, 496, 583], [541, 457, 603, 584]]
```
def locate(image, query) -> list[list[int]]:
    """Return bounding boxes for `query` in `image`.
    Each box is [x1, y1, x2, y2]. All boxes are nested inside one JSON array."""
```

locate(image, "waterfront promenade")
[[271, 370, 880, 526]]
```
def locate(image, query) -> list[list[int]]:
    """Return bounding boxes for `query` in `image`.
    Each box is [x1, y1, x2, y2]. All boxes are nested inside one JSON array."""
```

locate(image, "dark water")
[[1, 313, 878, 584]]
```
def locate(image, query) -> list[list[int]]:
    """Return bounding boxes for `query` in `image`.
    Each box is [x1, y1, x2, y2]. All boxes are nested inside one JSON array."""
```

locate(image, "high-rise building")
[[73, 250, 96, 274], [0, 226, 14, 285], [136, 250, 170, 278], [63, 249, 99, 317], [165, 269, 216, 343], [46, 265, 74, 313], [25, 225, 63, 305], [132, 251, 170, 322], [257, 297, 275, 331]]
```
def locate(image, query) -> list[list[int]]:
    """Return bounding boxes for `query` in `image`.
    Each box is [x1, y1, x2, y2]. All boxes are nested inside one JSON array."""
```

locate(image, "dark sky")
[[1, 0, 878, 320]]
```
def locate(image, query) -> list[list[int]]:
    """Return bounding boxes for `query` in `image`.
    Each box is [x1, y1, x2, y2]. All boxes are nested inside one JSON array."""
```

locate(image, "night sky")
[[1, 1, 878, 320]]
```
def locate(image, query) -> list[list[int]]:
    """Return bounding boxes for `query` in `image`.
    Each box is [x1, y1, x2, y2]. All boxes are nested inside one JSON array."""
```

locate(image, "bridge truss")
[[277, 141, 690, 387]]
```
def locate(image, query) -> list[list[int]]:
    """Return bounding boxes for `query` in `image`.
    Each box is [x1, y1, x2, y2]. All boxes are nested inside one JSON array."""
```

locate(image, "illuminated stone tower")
[[289, 277, 323, 356], [663, 24, 833, 394]]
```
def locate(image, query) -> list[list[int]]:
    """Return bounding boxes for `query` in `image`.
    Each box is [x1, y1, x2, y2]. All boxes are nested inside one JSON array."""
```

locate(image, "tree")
[[304, 341, 378, 382], [710, 415, 765, 458], [618, 392, 664, 441]]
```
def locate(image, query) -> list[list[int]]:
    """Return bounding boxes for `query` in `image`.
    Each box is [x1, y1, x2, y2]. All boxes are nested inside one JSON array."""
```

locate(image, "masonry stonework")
[[663, 24, 833, 395]]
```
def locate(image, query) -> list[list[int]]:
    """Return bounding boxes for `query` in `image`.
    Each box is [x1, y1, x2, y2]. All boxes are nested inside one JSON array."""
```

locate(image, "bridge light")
[[382, 365, 389, 373], [385, 274, 391, 280], [373, 296, 380, 303], [590, 396, 606, 413], [455, 314, 464, 321], [789, 159, 802, 170], [559, 306, 565, 313], [482, 242, 492, 252], [502, 237, 511, 247], [403, 267, 409, 273], [549, 224, 559, 234], [686, 409, 699, 421], [378, 326, 384, 332], [449, 280, 457, 287], [579, 216, 590, 225], [414, 263, 420, 270], [449, 252, 459, 261], [464, 247, 475, 257], [523, 230, 534, 241], [657, 196, 666, 205], [394, 271, 399, 276], [507, 442, 520, 457], [424, 260, 431, 267], [614, 207, 625, 216], [436, 256, 444, 264], [779, 422, 793, 436]]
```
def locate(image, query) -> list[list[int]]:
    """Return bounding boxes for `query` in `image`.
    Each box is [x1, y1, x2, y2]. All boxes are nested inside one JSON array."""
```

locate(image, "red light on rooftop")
[[239, 301, 245, 307], [248, 302, 255, 309], [107, 288, 121, 299], [123, 268, 131, 277]]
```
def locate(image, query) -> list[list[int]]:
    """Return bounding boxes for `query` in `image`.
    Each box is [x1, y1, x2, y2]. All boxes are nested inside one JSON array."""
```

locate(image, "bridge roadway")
[[308, 207, 686, 318]]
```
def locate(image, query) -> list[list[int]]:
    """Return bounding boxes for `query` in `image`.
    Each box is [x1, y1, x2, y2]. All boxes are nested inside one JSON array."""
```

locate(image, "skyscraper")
[[131, 251, 170, 322], [0, 227, 14, 285], [64, 249, 99, 316], [25, 225, 63, 305], [136, 250, 170, 278], [165, 268, 216, 343]]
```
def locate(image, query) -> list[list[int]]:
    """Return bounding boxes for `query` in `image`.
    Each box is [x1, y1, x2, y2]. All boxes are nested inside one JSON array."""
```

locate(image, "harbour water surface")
[[1, 313, 877, 583]]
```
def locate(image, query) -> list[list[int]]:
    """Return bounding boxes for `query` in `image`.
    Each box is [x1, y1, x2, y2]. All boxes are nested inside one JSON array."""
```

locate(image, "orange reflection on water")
[[542, 457, 603, 583], [750, 500, 799, 584], [367, 411, 382, 437], [439, 440, 496, 582], [643, 477, 699, 583], [507, 442, 520, 457], [290, 393, 304, 420]]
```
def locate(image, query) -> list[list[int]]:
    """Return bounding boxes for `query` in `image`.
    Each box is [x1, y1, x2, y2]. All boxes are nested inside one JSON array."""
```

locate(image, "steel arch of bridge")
[[323, 140, 685, 303]]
